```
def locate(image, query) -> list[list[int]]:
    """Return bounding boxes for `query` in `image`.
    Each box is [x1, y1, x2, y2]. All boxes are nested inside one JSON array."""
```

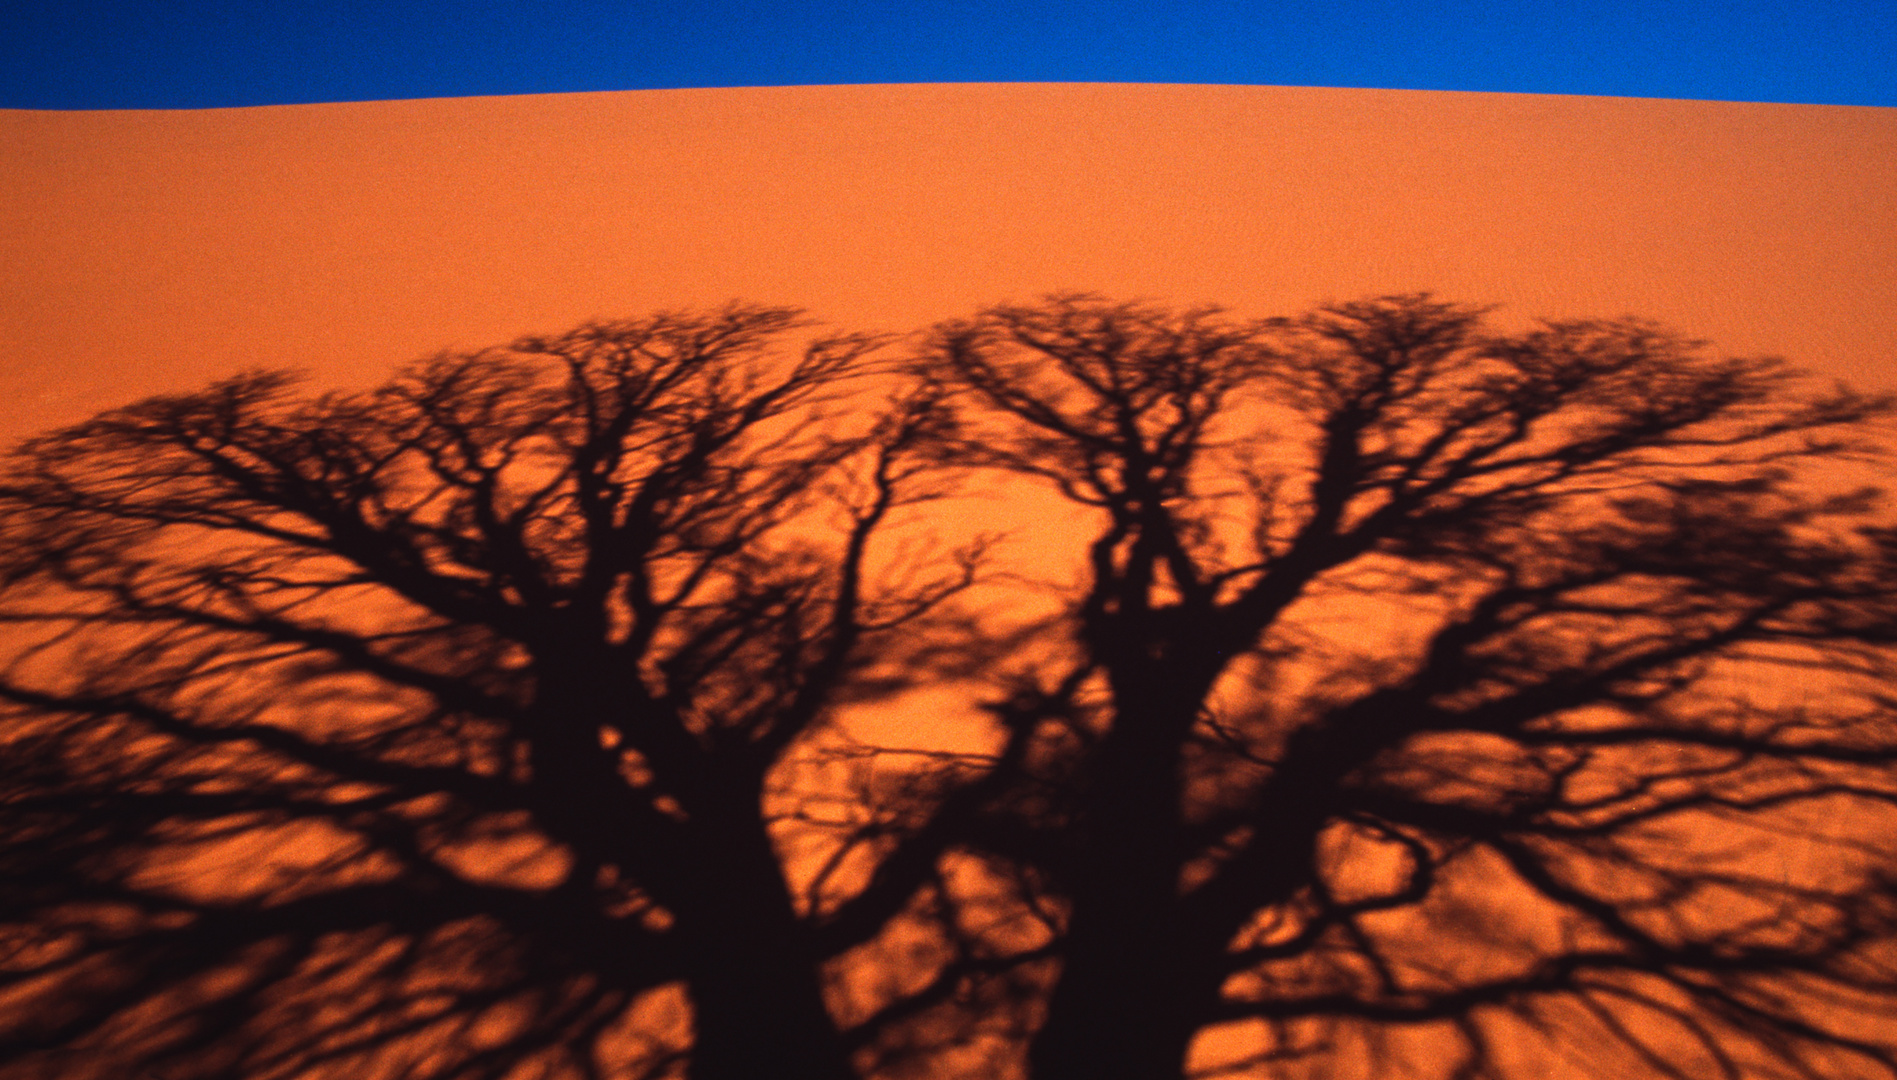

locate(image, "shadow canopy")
[[3, 295, 1896, 1080]]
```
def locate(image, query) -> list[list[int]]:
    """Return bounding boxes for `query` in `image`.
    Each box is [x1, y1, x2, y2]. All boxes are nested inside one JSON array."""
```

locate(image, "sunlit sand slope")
[[4, 83, 1893, 440]]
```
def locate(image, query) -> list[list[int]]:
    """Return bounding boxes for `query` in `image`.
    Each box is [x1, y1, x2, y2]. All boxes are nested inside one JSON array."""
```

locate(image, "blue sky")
[[2, 0, 1892, 110]]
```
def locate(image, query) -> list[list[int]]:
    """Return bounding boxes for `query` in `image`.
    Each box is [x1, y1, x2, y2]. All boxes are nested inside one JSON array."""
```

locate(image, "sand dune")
[[4, 83, 1894, 441]]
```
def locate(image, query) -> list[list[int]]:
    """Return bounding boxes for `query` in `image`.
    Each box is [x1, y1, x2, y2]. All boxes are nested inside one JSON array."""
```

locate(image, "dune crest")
[[4, 83, 1893, 439]]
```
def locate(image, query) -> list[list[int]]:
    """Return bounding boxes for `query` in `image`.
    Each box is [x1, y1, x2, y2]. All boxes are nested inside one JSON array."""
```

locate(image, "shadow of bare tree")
[[3, 295, 1896, 1080]]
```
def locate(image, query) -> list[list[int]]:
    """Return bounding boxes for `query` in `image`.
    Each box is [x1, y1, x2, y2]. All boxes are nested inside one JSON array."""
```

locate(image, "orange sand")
[[4, 84, 1894, 443], [3, 84, 1893, 1079]]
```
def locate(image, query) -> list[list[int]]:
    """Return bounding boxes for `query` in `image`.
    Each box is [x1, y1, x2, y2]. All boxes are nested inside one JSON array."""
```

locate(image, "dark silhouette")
[[3, 295, 1895, 1080], [0, 306, 969, 1080]]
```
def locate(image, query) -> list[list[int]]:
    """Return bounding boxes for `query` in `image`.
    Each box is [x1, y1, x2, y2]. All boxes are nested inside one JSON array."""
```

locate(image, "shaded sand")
[[4, 83, 1894, 443]]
